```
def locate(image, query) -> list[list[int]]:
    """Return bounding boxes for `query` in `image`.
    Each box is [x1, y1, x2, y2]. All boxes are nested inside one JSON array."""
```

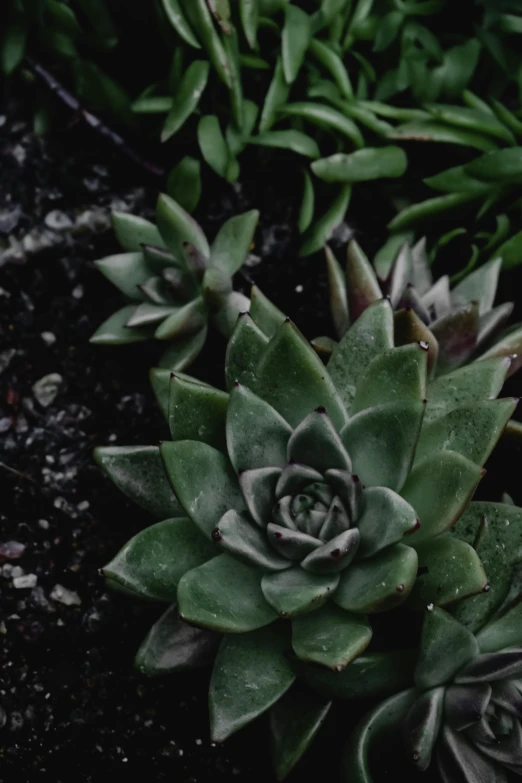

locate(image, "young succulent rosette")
[[323, 238, 522, 378], [91, 193, 258, 370], [95, 291, 516, 779], [343, 498, 522, 782]]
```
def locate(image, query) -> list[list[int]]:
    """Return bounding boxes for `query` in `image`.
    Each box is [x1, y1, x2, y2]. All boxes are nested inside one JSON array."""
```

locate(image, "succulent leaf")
[[344, 240, 381, 325], [209, 209, 259, 276], [157, 325, 209, 371], [415, 399, 517, 468], [156, 193, 210, 260], [135, 603, 219, 676], [226, 383, 292, 471], [351, 343, 428, 414], [328, 299, 394, 412], [90, 305, 155, 345], [410, 536, 488, 608], [334, 543, 418, 613], [451, 257, 502, 315], [154, 297, 206, 340], [476, 600, 522, 654], [414, 607, 479, 690], [394, 308, 439, 376], [103, 518, 215, 601], [270, 687, 331, 781], [453, 501, 522, 567], [425, 357, 511, 424], [287, 409, 352, 474], [249, 285, 286, 339], [225, 312, 269, 390], [255, 320, 348, 430], [239, 467, 282, 528], [95, 252, 151, 301], [402, 451, 483, 543], [356, 487, 419, 558], [94, 445, 183, 519], [455, 651, 522, 684], [111, 211, 165, 252], [214, 509, 290, 571], [404, 686, 445, 771], [210, 624, 295, 742], [291, 604, 372, 670], [261, 568, 340, 617], [341, 401, 425, 491], [178, 553, 277, 632], [161, 440, 245, 537], [169, 374, 228, 449], [325, 244, 349, 338]]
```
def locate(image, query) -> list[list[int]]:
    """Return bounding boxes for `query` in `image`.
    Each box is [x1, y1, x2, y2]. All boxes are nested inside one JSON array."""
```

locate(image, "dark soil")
[[1, 90, 522, 783]]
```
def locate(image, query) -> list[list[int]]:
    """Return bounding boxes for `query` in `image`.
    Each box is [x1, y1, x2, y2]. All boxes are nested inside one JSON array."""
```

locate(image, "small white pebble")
[[295, 284, 304, 293], [13, 574, 37, 589], [41, 332, 56, 346], [76, 501, 90, 512], [50, 584, 81, 606], [38, 519, 50, 530], [72, 285, 84, 299], [11, 566, 23, 579]]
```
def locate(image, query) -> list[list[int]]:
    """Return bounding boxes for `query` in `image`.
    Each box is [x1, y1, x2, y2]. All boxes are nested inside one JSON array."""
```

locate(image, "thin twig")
[[25, 57, 166, 179]]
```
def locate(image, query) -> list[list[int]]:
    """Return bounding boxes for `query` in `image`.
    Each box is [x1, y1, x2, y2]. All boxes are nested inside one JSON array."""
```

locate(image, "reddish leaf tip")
[[396, 584, 405, 593], [212, 528, 223, 542], [331, 548, 341, 558], [483, 583, 491, 593], [315, 406, 327, 414]]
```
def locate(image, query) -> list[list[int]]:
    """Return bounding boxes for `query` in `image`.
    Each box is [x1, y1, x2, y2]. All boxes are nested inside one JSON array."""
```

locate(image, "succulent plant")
[[323, 238, 522, 379], [343, 497, 522, 782], [95, 290, 516, 777], [91, 194, 258, 370]]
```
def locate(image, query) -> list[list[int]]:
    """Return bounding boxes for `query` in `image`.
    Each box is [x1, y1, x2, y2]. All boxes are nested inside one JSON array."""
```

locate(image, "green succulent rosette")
[[91, 193, 258, 370], [343, 496, 522, 782], [96, 292, 516, 778], [322, 238, 522, 379]]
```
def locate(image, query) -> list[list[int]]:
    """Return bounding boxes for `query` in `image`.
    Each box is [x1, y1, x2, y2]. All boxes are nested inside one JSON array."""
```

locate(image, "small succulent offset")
[[91, 194, 258, 370], [95, 291, 516, 777], [323, 238, 522, 378], [343, 497, 522, 782]]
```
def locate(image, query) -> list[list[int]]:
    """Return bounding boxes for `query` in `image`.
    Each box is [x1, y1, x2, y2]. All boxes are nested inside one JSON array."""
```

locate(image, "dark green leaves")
[[161, 60, 209, 142], [312, 147, 407, 183], [282, 5, 311, 84]]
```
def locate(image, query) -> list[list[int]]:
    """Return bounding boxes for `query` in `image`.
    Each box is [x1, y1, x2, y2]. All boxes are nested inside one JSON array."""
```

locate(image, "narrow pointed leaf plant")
[[96, 290, 516, 779], [323, 238, 522, 379], [91, 194, 258, 370]]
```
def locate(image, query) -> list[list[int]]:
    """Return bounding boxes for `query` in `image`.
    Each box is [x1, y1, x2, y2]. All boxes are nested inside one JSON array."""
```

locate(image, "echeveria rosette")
[[342, 497, 522, 783], [90, 193, 258, 370], [95, 292, 517, 778], [322, 237, 522, 379]]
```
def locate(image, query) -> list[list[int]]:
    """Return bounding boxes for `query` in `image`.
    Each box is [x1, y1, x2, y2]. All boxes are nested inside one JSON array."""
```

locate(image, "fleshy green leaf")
[[425, 358, 511, 424], [227, 383, 292, 471], [451, 257, 501, 315], [215, 509, 290, 571], [135, 604, 218, 675], [249, 285, 287, 339], [259, 56, 290, 132], [287, 409, 351, 474], [357, 487, 419, 558], [167, 374, 228, 449], [161, 60, 209, 142], [198, 114, 232, 179], [401, 451, 483, 544], [325, 245, 349, 339], [415, 607, 479, 689], [158, 325, 208, 371], [225, 312, 269, 390], [344, 240, 381, 325], [95, 252, 150, 301], [250, 130, 320, 159], [403, 687, 445, 772], [103, 518, 215, 601], [291, 604, 372, 669], [161, 0, 201, 48], [282, 102, 364, 148], [390, 121, 498, 152], [178, 553, 277, 632], [479, 322, 522, 377], [239, 0, 259, 48], [270, 687, 331, 781], [414, 400, 517, 469], [154, 298, 207, 340], [281, 5, 311, 84], [341, 401, 425, 491], [328, 299, 394, 412], [312, 146, 407, 183], [477, 600, 522, 654], [465, 148, 522, 183], [453, 501, 522, 567], [167, 156, 202, 214], [262, 568, 340, 617], [111, 212, 165, 252], [156, 193, 210, 260], [294, 650, 416, 701], [351, 344, 428, 415], [254, 320, 348, 431], [298, 169, 315, 235], [299, 186, 352, 258], [239, 468, 281, 528], [409, 536, 488, 609], [210, 624, 295, 741], [210, 210, 259, 276], [94, 445, 183, 519], [388, 192, 481, 233], [342, 690, 418, 783], [334, 544, 418, 613], [161, 440, 244, 537]]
